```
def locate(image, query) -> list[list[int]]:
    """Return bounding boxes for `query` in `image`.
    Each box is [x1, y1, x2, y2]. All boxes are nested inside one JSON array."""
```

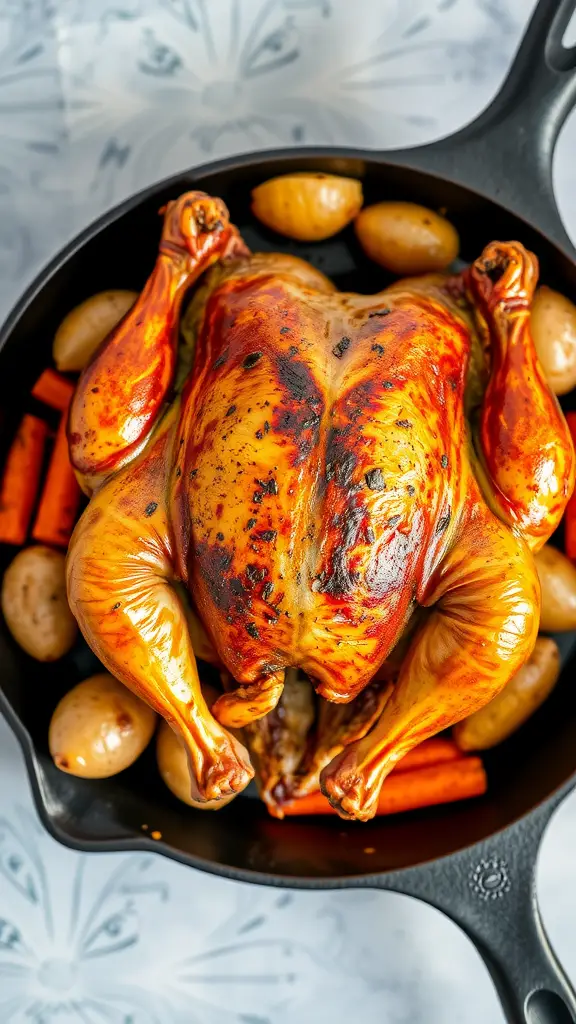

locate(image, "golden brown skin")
[[67, 192, 575, 819]]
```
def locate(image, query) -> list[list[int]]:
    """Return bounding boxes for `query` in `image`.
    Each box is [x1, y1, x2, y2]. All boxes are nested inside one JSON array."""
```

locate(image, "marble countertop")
[[2, 1, 576, 1020]]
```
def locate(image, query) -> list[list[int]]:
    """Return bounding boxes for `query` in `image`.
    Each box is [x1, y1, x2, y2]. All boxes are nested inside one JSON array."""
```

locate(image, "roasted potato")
[[53, 290, 138, 372], [531, 285, 576, 395], [355, 201, 459, 275], [49, 673, 156, 778], [251, 172, 363, 241], [535, 544, 576, 632], [156, 684, 241, 808], [1, 546, 77, 660], [454, 637, 560, 751]]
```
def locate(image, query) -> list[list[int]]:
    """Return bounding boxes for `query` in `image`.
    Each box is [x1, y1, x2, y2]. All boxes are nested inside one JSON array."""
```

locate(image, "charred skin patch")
[[317, 501, 366, 597], [194, 541, 243, 617], [272, 355, 325, 467]]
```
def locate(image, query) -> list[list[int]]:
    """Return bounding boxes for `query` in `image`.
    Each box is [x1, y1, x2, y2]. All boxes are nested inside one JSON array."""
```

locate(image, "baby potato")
[[355, 201, 459, 275], [1, 546, 77, 661], [531, 285, 576, 395], [53, 289, 138, 372], [535, 544, 576, 632], [156, 684, 239, 809], [49, 673, 156, 778], [251, 172, 363, 242], [454, 637, 560, 751]]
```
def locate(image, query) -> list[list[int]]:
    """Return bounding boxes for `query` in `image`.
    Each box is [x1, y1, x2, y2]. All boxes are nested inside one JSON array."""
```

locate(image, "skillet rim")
[[1, 143, 575, 885]]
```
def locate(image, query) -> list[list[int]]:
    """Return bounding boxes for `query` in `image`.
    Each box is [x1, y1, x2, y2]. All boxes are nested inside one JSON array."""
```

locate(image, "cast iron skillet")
[[1, 2, 576, 1021]]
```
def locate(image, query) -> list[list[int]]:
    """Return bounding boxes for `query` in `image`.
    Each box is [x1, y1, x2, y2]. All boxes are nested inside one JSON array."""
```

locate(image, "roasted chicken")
[[66, 191, 575, 821]]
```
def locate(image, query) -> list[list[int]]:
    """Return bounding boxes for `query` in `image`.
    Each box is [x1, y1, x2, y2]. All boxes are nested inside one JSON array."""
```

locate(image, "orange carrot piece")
[[32, 369, 74, 412], [0, 415, 48, 545], [394, 738, 460, 773], [565, 413, 576, 560], [281, 757, 487, 817], [32, 410, 81, 548]]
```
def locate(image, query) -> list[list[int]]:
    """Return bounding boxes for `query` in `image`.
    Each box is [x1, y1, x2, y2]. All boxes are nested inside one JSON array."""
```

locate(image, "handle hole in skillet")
[[525, 989, 575, 1023]]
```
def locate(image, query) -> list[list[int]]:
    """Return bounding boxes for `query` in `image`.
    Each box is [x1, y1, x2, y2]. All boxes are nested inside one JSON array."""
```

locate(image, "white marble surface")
[[2, 0, 576, 1020]]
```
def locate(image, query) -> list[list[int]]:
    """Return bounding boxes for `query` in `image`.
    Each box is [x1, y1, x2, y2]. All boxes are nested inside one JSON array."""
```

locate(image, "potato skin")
[[535, 544, 576, 632], [1, 546, 77, 660], [355, 201, 459, 275], [454, 637, 560, 751], [251, 172, 363, 242], [53, 290, 138, 372], [49, 673, 156, 778], [531, 286, 576, 395]]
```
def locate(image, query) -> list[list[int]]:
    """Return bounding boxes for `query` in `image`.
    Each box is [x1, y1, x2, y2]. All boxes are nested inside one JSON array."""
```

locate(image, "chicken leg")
[[321, 499, 539, 820], [67, 406, 254, 801]]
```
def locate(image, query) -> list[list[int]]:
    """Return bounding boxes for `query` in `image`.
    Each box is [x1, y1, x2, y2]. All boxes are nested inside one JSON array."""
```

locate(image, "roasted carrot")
[[394, 738, 460, 773], [0, 415, 48, 545], [32, 410, 81, 548], [281, 756, 487, 817], [32, 369, 75, 412], [565, 413, 576, 560]]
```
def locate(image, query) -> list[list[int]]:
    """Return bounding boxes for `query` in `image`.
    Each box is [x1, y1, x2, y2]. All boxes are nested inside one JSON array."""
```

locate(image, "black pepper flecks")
[[256, 478, 278, 496], [226, 405, 236, 417], [332, 336, 351, 359], [259, 530, 277, 543], [264, 420, 270, 433], [280, 326, 291, 334], [245, 622, 260, 639], [189, 469, 198, 479], [383, 380, 394, 389], [371, 343, 385, 356], [112, 602, 121, 611], [436, 511, 451, 535], [441, 454, 449, 468], [396, 419, 413, 429], [246, 518, 257, 529], [288, 345, 298, 357], [365, 468, 386, 491], [407, 484, 416, 496], [213, 349, 229, 369], [255, 430, 263, 440], [243, 352, 263, 369], [216, 531, 224, 542], [175, 467, 182, 478], [262, 581, 274, 601], [246, 565, 266, 584], [144, 502, 158, 517]]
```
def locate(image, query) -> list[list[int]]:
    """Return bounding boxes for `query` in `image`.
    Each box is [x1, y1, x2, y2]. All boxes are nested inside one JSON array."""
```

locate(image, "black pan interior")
[[1, 152, 575, 883]]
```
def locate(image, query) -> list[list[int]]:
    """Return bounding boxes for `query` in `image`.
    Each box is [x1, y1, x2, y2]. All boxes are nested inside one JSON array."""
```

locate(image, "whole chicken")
[[66, 191, 574, 821]]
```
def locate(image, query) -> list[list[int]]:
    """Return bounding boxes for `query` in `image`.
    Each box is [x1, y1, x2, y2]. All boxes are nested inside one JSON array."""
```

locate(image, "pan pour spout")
[[66, 192, 574, 820]]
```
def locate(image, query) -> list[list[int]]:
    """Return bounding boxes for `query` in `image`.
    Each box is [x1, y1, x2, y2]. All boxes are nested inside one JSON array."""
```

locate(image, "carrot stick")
[[32, 369, 74, 412], [32, 410, 80, 548], [394, 738, 460, 773], [281, 757, 487, 817], [565, 413, 576, 560], [0, 415, 48, 545]]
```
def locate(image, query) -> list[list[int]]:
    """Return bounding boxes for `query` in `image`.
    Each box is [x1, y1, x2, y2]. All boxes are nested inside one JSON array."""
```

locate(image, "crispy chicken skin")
[[66, 191, 574, 819]]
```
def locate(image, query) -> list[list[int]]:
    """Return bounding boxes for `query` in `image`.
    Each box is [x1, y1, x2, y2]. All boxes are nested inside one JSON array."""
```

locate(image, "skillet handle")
[[381, 795, 576, 1023], [382, 0, 576, 256]]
